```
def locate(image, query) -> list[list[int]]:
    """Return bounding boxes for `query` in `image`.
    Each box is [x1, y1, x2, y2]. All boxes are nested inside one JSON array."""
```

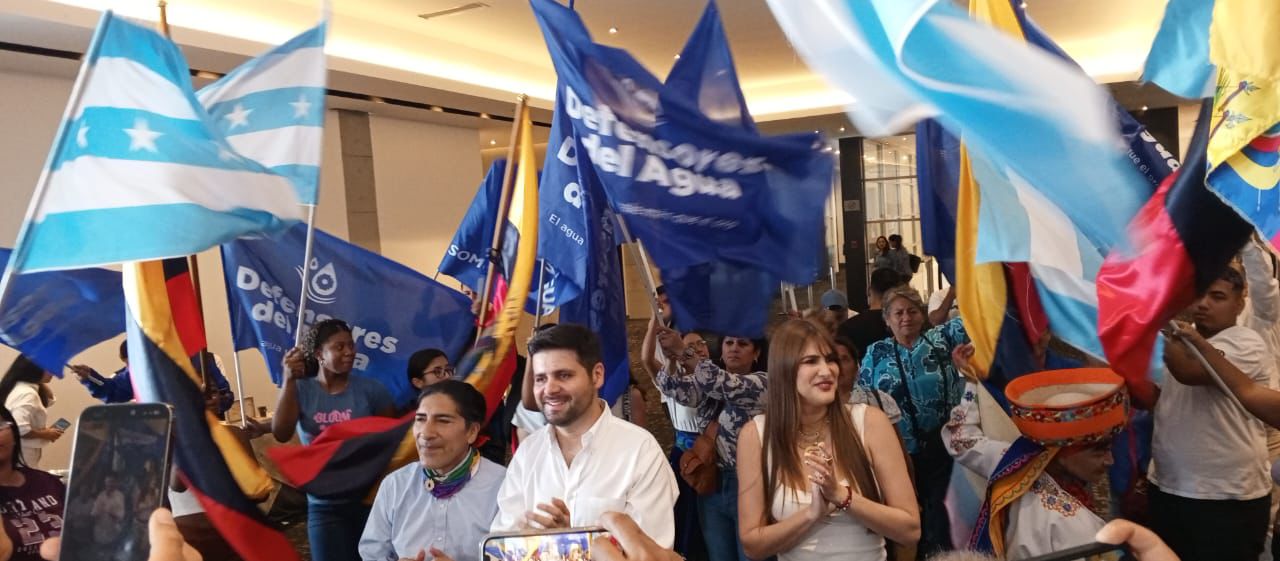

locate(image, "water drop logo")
[[296, 259, 339, 305]]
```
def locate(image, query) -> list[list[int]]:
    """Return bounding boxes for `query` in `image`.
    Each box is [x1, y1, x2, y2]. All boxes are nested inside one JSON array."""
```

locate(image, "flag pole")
[[0, 11, 109, 335], [1170, 322, 1247, 412], [152, 0, 211, 390], [614, 216, 664, 323], [476, 95, 529, 340], [231, 350, 248, 428], [533, 263, 548, 328], [293, 205, 319, 346]]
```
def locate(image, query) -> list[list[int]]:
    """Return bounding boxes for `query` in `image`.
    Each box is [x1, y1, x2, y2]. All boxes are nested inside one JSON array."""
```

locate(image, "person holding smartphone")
[[947, 344, 1127, 560], [272, 319, 396, 561], [360, 381, 505, 561], [0, 357, 60, 468]]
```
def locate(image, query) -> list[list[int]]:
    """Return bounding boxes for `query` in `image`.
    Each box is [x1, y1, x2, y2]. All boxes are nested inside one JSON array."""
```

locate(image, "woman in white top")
[[0, 356, 61, 468], [737, 319, 920, 561]]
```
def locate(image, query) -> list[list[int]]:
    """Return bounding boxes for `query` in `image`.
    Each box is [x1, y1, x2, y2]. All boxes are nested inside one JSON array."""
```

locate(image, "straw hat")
[[1005, 368, 1129, 448]]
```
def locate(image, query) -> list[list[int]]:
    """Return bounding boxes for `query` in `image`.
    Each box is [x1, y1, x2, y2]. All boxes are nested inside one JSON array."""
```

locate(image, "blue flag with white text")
[[531, 0, 831, 336], [440, 160, 561, 315], [198, 22, 328, 205], [223, 225, 474, 407], [0, 248, 124, 373]]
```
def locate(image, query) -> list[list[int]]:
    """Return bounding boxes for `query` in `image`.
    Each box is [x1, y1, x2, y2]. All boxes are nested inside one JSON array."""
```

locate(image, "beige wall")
[[0, 67, 488, 469]]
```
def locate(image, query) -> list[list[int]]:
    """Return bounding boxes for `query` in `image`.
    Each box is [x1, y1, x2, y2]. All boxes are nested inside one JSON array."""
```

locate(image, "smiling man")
[[491, 324, 678, 547], [360, 381, 505, 561]]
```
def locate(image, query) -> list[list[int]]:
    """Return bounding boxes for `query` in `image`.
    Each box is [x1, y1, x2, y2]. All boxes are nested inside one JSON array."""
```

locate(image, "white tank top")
[[753, 404, 887, 561]]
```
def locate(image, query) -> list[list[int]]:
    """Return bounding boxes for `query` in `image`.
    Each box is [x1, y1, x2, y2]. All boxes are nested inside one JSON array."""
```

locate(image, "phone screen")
[[482, 528, 611, 561], [59, 404, 173, 561], [52, 418, 70, 431]]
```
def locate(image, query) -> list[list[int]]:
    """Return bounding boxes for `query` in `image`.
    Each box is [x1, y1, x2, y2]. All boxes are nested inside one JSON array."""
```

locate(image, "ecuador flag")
[[125, 258, 297, 561], [269, 104, 538, 498]]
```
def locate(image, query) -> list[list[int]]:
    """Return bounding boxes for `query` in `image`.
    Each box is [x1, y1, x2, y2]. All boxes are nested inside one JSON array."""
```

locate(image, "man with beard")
[[491, 324, 678, 547]]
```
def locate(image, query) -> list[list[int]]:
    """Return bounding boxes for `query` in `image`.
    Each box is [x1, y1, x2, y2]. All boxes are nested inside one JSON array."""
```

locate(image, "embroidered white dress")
[[942, 381, 1107, 561]]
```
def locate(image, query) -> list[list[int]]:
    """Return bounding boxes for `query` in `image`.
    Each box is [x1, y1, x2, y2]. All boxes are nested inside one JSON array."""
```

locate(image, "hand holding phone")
[[1020, 542, 1126, 561], [59, 404, 174, 561], [52, 418, 71, 431]]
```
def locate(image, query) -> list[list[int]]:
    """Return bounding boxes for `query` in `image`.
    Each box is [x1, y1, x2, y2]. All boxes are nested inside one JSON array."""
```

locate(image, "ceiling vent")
[[418, 2, 490, 21]]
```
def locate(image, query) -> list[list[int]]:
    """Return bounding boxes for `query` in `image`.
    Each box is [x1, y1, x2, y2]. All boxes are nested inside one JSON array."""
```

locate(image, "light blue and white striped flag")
[[198, 23, 328, 205], [4, 12, 303, 275], [766, 0, 1149, 254]]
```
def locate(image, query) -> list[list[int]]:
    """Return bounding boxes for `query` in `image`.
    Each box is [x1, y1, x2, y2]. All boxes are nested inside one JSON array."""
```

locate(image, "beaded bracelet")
[[834, 484, 853, 511]]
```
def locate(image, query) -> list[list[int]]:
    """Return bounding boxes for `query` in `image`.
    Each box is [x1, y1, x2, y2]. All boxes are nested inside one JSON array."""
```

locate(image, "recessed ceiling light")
[[674, 54, 681, 60], [489, 139, 497, 145], [430, 106, 444, 112], [1140, 105, 1149, 111], [608, 26, 618, 34], [479, 112, 490, 119], [814, 130, 820, 134], [838, 127, 846, 133]]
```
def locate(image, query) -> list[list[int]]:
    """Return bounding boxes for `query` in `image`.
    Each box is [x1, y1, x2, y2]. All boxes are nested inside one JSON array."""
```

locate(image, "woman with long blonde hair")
[[738, 320, 919, 561]]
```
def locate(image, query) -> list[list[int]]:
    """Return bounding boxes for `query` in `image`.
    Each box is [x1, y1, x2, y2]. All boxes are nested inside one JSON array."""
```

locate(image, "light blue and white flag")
[[4, 12, 302, 275], [198, 23, 328, 204], [766, 0, 1149, 254], [1142, 0, 1216, 100]]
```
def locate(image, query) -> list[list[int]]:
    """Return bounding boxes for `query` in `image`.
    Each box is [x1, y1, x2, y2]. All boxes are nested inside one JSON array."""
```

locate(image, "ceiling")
[[2, 0, 1176, 137]]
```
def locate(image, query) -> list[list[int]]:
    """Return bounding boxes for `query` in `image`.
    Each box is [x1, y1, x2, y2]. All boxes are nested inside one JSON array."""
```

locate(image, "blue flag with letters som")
[[440, 159, 561, 315], [530, 0, 832, 337], [222, 224, 475, 407], [0, 248, 125, 374]]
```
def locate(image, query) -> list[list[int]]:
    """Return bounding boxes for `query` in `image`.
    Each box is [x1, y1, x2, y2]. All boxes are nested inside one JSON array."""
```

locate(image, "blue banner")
[[222, 225, 475, 407], [440, 159, 562, 316], [530, 0, 831, 336], [0, 248, 125, 373]]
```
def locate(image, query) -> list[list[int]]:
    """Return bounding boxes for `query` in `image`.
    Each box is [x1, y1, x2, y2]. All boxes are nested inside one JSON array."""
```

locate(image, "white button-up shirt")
[[491, 402, 678, 547]]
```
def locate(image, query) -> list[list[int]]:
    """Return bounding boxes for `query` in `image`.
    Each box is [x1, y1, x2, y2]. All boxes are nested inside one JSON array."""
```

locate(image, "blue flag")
[[531, 0, 831, 336], [222, 225, 475, 407], [0, 248, 124, 373], [440, 159, 561, 315]]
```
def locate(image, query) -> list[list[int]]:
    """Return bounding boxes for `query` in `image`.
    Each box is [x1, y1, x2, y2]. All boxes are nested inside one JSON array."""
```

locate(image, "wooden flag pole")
[[475, 95, 529, 340], [614, 215, 665, 325], [154, 1, 211, 392]]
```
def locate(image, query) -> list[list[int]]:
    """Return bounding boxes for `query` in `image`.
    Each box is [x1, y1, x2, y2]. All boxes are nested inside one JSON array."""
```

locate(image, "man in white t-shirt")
[[1151, 267, 1275, 561], [492, 324, 678, 547]]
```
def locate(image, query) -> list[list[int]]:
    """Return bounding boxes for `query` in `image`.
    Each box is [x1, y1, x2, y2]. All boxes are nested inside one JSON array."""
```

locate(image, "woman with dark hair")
[[873, 236, 893, 271], [406, 348, 452, 392], [738, 320, 919, 561], [360, 380, 505, 561], [271, 318, 396, 561], [0, 406, 66, 561], [0, 356, 60, 468], [656, 329, 769, 561]]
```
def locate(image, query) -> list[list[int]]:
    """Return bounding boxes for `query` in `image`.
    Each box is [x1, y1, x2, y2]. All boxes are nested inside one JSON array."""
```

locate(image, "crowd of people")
[[0, 237, 1279, 561]]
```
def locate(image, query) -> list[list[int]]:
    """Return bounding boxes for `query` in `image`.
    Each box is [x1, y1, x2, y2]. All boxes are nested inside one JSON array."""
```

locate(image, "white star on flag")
[[76, 124, 89, 148], [224, 103, 253, 129], [289, 94, 312, 119], [124, 118, 162, 152]]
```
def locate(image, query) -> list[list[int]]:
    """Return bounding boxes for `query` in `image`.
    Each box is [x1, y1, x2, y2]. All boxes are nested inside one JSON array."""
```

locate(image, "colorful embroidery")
[[1033, 479, 1082, 518], [1008, 390, 1127, 447]]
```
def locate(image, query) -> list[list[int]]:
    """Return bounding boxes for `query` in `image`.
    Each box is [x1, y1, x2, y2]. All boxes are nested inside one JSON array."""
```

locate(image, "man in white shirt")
[[492, 324, 678, 548], [1151, 267, 1275, 561]]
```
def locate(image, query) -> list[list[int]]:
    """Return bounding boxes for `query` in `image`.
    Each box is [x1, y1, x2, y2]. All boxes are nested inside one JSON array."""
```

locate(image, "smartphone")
[[1020, 542, 1127, 561], [482, 527, 612, 561], [58, 404, 174, 561], [51, 418, 70, 431]]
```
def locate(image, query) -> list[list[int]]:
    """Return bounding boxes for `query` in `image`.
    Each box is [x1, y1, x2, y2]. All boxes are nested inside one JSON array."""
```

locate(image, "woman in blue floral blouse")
[[857, 286, 968, 559], [656, 327, 767, 561]]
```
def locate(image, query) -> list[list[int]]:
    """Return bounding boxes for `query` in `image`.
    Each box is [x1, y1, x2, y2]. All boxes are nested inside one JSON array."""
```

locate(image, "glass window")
[[860, 134, 939, 295]]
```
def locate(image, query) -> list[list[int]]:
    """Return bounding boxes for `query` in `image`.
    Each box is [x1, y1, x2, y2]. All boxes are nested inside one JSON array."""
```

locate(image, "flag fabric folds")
[[0, 248, 124, 373], [197, 22, 328, 205], [125, 258, 296, 561], [766, 0, 1149, 258], [222, 224, 474, 408], [915, 120, 960, 282], [1097, 101, 1254, 400], [531, 0, 832, 337], [1142, 0, 1217, 99], [267, 411, 416, 501], [440, 159, 558, 315], [458, 106, 540, 421], [2, 12, 302, 276]]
